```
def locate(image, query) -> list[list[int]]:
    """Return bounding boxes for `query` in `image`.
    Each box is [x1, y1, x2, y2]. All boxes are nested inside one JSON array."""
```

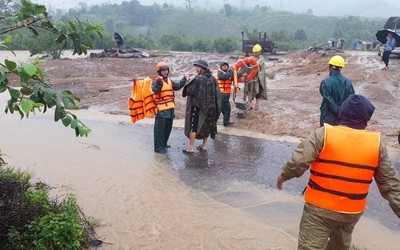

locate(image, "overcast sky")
[[34, 0, 400, 18]]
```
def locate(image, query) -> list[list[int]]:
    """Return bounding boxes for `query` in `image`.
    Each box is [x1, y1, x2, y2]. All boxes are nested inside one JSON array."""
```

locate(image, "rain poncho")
[[183, 68, 221, 139]]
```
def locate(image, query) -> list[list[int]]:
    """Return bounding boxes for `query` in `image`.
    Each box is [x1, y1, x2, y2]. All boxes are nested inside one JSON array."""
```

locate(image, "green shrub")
[[6, 192, 84, 250], [0, 150, 4, 167], [1, 166, 94, 250], [193, 39, 212, 52], [0, 165, 31, 184], [22, 30, 66, 59], [213, 37, 240, 53]]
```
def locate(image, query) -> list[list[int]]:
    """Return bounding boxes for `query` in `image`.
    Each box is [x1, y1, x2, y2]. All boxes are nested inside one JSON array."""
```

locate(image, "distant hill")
[[36, 0, 400, 18], [44, 1, 387, 51]]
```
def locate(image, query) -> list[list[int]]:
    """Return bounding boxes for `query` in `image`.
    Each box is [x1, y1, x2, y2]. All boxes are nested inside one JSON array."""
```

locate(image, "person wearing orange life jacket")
[[276, 94, 400, 250], [151, 62, 191, 154], [216, 61, 242, 126]]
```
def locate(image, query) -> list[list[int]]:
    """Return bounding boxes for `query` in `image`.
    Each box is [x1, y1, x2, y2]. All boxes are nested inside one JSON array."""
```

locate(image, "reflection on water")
[[0, 109, 399, 249]]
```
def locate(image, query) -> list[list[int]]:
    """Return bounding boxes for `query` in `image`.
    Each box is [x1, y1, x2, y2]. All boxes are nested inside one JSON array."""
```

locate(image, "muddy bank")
[[38, 50, 400, 148]]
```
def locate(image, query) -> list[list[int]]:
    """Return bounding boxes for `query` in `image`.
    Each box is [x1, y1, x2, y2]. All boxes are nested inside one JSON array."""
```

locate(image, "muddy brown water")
[[1, 50, 400, 249], [1, 105, 399, 250]]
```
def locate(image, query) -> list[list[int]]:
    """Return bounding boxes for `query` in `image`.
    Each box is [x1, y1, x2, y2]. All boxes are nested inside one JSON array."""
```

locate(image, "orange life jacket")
[[305, 124, 380, 213], [153, 78, 175, 111], [234, 57, 259, 82], [216, 69, 234, 94], [128, 79, 145, 123], [142, 77, 158, 118]]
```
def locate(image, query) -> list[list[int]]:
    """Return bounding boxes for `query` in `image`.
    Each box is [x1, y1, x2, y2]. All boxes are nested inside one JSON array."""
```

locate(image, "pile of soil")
[[39, 50, 400, 147]]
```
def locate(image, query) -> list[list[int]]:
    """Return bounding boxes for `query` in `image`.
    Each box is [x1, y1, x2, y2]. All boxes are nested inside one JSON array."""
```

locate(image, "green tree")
[[271, 30, 288, 42], [158, 34, 191, 51], [260, 6, 270, 12], [224, 4, 233, 17], [23, 30, 65, 59], [213, 37, 239, 53], [0, 0, 103, 164], [294, 29, 307, 41], [193, 38, 211, 52]]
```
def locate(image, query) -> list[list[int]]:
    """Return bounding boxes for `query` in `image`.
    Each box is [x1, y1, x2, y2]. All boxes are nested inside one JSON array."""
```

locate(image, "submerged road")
[[2, 108, 399, 248], [164, 126, 400, 233]]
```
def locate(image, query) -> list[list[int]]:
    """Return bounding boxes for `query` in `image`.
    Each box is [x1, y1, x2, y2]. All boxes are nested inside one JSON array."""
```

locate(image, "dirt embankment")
[[39, 50, 400, 147]]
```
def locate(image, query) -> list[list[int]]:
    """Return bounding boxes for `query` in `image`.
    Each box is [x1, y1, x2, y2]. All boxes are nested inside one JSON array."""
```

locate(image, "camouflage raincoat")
[[182, 68, 221, 139]]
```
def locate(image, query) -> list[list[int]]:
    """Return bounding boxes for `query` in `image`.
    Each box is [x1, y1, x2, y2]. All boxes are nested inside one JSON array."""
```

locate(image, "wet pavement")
[[161, 125, 400, 232]]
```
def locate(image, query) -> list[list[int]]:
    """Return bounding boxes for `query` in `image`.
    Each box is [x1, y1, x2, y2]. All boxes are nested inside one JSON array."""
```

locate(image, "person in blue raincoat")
[[381, 32, 396, 70], [319, 55, 355, 127]]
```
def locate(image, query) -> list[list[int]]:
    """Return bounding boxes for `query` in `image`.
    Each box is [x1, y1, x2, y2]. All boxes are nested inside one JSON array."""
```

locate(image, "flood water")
[[1, 103, 399, 249], [0, 50, 101, 63]]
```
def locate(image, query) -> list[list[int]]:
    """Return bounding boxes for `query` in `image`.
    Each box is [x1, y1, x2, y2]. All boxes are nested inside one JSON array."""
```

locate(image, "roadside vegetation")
[[0, 164, 97, 249], [1, 0, 103, 248]]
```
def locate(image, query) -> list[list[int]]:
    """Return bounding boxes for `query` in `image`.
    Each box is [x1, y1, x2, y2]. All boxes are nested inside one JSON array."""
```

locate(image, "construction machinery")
[[241, 31, 277, 56]]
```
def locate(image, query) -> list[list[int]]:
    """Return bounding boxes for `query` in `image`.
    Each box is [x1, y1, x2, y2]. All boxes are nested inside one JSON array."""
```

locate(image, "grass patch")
[[0, 165, 100, 249]]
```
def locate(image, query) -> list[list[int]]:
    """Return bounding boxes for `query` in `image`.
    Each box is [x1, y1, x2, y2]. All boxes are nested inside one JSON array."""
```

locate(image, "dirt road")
[[39, 49, 400, 147]]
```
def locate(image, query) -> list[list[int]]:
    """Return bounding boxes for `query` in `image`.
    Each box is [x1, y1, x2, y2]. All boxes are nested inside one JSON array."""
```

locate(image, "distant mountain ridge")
[[35, 0, 400, 18]]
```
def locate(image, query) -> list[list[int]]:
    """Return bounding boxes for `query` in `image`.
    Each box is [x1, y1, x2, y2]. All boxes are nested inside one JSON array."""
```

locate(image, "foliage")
[[192, 38, 212, 52], [294, 29, 307, 41], [158, 34, 191, 51], [224, 4, 233, 17], [0, 150, 6, 167], [171, 39, 192, 51], [1, 55, 91, 138], [23, 30, 65, 59], [1, 0, 103, 54], [13, 1, 389, 52], [0, 0, 103, 146], [0, 164, 31, 183], [333, 16, 383, 44], [0, 166, 90, 249], [0, 2, 102, 248], [213, 37, 240, 53], [123, 34, 154, 49], [0, 0, 104, 175], [7, 196, 83, 250]]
